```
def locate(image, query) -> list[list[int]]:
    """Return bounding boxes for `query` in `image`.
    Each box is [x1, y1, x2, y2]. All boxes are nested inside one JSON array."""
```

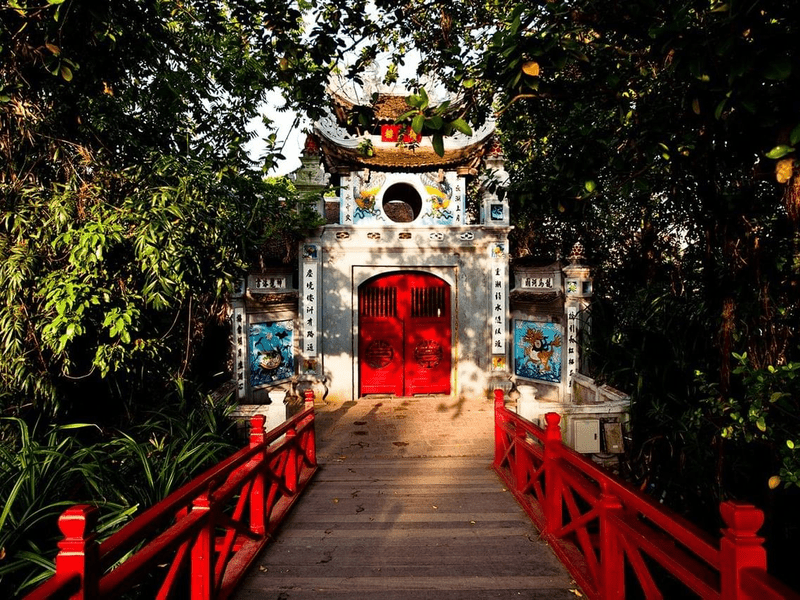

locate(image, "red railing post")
[[493, 389, 505, 469], [304, 389, 317, 468], [248, 415, 267, 536], [543, 412, 563, 535], [513, 415, 527, 492], [190, 488, 214, 600], [55, 504, 99, 600], [304, 389, 315, 410], [285, 428, 298, 494], [599, 481, 625, 600], [720, 501, 767, 599]]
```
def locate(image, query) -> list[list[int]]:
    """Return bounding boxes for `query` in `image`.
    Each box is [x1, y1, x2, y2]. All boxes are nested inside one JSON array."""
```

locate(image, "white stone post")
[[562, 242, 593, 402]]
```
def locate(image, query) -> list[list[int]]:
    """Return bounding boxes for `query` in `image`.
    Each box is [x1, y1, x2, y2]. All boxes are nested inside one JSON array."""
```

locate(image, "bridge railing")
[[22, 391, 318, 600], [493, 389, 799, 600]]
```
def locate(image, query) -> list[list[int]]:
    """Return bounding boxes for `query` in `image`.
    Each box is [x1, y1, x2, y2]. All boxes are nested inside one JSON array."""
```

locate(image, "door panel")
[[359, 286, 403, 396], [405, 285, 451, 395], [359, 273, 451, 396]]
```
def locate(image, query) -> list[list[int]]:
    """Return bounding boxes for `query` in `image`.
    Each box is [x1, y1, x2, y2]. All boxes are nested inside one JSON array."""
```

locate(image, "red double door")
[[359, 272, 452, 396]]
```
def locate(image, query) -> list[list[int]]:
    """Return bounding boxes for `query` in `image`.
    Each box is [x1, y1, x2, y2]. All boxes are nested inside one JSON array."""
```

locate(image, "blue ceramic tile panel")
[[249, 320, 295, 388], [514, 320, 563, 383]]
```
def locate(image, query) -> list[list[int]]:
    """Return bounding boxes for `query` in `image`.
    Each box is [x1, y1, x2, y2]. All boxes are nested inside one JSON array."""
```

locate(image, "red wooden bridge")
[[23, 391, 799, 600]]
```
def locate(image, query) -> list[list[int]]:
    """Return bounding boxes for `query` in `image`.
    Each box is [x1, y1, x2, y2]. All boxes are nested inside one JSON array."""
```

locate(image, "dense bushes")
[[0, 381, 237, 598]]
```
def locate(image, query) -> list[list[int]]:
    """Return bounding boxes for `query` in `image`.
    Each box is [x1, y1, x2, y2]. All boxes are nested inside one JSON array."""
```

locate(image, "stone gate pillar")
[[562, 242, 593, 401]]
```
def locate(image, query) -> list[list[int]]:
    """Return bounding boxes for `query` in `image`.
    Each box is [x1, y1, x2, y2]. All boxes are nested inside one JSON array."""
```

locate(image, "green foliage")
[[395, 87, 473, 156], [0, 380, 237, 597], [697, 353, 800, 488], [366, 5, 799, 567], [107, 380, 238, 508], [0, 1, 327, 416], [0, 419, 134, 596]]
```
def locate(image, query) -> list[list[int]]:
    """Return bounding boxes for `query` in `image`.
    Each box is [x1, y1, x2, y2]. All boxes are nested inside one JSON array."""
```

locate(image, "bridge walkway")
[[233, 395, 578, 599]]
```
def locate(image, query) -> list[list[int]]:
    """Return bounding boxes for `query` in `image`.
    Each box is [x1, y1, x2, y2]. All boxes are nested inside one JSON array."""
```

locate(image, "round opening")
[[382, 183, 422, 223]]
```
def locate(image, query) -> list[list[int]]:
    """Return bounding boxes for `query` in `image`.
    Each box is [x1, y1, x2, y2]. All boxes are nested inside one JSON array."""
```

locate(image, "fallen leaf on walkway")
[[569, 589, 583, 597], [432, 505, 438, 509], [332, 498, 339, 503]]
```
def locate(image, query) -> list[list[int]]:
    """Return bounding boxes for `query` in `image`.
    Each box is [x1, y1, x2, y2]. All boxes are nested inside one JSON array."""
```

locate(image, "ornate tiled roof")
[[326, 75, 450, 122], [373, 94, 414, 121], [318, 137, 489, 171], [314, 110, 496, 172], [330, 91, 435, 122]]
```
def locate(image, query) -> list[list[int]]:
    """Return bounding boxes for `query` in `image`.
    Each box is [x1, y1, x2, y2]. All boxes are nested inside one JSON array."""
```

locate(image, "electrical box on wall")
[[572, 419, 600, 454], [603, 421, 625, 454]]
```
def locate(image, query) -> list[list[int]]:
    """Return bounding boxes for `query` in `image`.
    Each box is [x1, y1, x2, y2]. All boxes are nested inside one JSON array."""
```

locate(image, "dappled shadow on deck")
[[231, 395, 579, 599], [313, 394, 495, 461]]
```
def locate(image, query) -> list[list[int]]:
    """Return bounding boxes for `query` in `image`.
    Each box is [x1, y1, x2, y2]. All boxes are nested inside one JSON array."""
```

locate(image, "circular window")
[[382, 183, 422, 223]]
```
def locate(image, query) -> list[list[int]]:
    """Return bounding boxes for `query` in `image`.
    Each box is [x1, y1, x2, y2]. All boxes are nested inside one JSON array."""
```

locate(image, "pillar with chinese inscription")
[[561, 242, 592, 401]]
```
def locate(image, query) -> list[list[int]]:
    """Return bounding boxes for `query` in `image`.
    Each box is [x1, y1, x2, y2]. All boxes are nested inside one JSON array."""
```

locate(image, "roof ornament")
[[568, 241, 586, 265], [483, 138, 509, 200]]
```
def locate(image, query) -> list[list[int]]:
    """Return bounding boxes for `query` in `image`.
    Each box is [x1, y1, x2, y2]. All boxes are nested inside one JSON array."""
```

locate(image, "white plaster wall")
[[318, 226, 510, 401]]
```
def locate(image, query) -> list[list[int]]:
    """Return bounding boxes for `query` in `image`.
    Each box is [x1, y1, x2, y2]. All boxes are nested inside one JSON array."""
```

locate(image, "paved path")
[[233, 396, 578, 599]]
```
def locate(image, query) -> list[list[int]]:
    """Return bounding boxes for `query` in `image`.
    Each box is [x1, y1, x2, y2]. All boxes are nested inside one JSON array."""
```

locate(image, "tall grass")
[[0, 381, 237, 598]]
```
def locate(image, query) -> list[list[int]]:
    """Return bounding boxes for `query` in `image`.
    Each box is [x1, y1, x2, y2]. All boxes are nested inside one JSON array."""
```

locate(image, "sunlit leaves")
[[703, 355, 800, 488], [411, 113, 425, 134], [450, 118, 472, 135], [0, 0, 332, 412], [522, 61, 539, 76], [775, 159, 794, 184], [766, 144, 795, 159]]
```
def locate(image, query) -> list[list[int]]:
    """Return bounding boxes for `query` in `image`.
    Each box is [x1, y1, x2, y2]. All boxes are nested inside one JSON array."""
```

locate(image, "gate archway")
[[358, 272, 452, 396]]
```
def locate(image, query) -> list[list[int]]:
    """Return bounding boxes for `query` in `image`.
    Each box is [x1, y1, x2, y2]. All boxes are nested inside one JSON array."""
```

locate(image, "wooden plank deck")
[[232, 455, 578, 599]]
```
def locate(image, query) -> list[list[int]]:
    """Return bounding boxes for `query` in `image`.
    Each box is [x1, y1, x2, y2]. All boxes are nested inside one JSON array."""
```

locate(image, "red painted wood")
[[599, 483, 625, 600], [190, 491, 213, 600], [492, 389, 800, 600], [24, 389, 800, 600], [52, 505, 98, 600], [359, 272, 451, 396], [23, 403, 318, 600], [720, 502, 767, 600]]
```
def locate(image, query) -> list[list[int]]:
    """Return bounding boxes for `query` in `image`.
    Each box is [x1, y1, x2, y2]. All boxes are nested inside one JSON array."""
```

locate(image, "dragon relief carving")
[[352, 170, 386, 219]]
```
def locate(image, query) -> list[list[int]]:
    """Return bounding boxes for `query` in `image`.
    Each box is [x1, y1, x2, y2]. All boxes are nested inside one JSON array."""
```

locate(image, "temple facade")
[[229, 82, 629, 454], [297, 87, 512, 403]]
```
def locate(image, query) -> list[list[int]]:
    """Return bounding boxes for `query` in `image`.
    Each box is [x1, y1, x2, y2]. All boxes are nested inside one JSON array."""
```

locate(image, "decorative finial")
[[303, 135, 320, 156], [568, 241, 586, 265]]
